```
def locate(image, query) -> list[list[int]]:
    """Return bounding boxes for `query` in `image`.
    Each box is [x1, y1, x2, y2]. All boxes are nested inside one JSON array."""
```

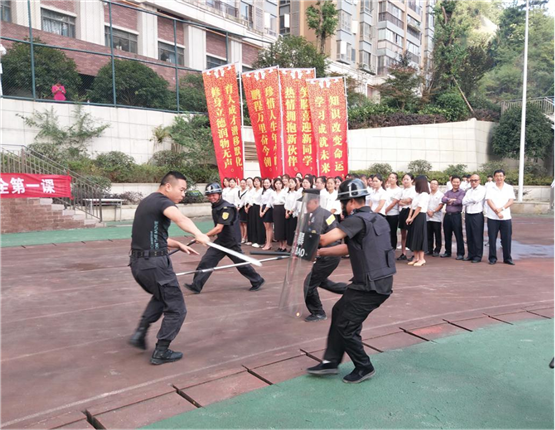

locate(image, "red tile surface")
[[55, 419, 95, 429], [402, 323, 468, 340], [526, 308, 554, 318], [250, 354, 320, 384], [14, 411, 89, 429], [180, 371, 269, 407], [93, 392, 196, 429], [363, 331, 426, 352], [488, 311, 547, 324], [447, 316, 506, 331]]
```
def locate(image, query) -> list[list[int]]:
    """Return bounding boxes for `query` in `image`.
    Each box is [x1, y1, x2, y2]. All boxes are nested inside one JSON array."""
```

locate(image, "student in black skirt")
[[250, 177, 265, 248], [397, 173, 416, 261], [284, 177, 300, 250], [272, 178, 287, 252], [245, 177, 255, 245], [237, 179, 249, 243], [259, 178, 275, 250], [406, 176, 430, 267]]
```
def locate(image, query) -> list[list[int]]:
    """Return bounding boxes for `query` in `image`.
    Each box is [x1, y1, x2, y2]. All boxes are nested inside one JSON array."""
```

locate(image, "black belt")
[[130, 249, 168, 258], [445, 212, 462, 216]]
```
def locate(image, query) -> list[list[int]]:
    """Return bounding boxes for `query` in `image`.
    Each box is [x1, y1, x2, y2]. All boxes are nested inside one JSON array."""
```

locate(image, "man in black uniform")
[[185, 183, 265, 294], [298, 189, 347, 322], [129, 171, 210, 365], [307, 179, 396, 383]]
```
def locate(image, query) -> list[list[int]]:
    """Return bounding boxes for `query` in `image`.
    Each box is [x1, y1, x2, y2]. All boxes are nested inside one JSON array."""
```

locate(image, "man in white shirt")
[[446, 176, 453, 191], [426, 179, 444, 257], [485, 170, 515, 265], [460, 175, 471, 191], [462, 174, 486, 263]]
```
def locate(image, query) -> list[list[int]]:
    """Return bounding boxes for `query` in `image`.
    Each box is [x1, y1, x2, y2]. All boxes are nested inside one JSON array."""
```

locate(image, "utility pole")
[[517, 0, 529, 202]]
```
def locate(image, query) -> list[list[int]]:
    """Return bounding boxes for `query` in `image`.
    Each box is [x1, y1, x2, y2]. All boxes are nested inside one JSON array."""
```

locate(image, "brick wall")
[[0, 199, 94, 234], [157, 16, 184, 43], [103, 1, 138, 31], [242, 43, 259, 66], [41, 0, 76, 13], [206, 31, 226, 58]]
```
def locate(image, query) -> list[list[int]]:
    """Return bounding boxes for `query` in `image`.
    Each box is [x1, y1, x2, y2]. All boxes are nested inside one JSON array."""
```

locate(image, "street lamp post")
[[517, 0, 530, 202]]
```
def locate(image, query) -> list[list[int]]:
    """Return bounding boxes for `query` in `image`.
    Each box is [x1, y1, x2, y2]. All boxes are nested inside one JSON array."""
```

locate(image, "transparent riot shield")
[[279, 191, 324, 318]]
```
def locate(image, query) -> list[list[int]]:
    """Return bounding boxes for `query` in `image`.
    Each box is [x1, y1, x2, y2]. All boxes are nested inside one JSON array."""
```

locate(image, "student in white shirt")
[[272, 178, 288, 252], [237, 179, 250, 243], [225, 178, 238, 206], [260, 178, 275, 250], [367, 174, 387, 215], [405, 176, 430, 267], [321, 177, 341, 222], [485, 170, 515, 265], [221, 177, 231, 202], [284, 178, 300, 250], [249, 177, 265, 248], [315, 176, 326, 192], [460, 175, 471, 192], [462, 174, 486, 263], [244, 178, 254, 245], [426, 179, 444, 257], [397, 173, 416, 261], [446, 176, 453, 191], [384, 172, 403, 250]]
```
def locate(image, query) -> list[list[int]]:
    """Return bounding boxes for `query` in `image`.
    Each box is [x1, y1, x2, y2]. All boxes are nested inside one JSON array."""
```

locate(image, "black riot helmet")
[[336, 178, 369, 201], [205, 182, 223, 195]]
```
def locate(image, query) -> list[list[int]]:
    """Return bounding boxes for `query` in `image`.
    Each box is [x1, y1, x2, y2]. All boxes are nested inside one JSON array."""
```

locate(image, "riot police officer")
[[185, 183, 265, 293], [307, 178, 396, 383], [128, 171, 210, 365], [298, 189, 347, 322]]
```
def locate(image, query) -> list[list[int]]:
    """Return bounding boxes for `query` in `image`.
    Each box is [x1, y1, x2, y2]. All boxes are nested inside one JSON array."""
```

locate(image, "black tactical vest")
[[347, 210, 396, 292], [212, 198, 241, 245]]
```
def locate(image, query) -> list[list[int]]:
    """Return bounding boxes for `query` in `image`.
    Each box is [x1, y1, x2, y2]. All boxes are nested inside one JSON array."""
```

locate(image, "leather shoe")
[[471, 259, 481, 263], [456, 255, 464, 261], [129, 327, 148, 350], [150, 348, 183, 365], [307, 362, 339, 375], [463, 256, 471, 261], [249, 279, 265, 291], [396, 254, 407, 261], [504, 259, 515, 266], [342, 366, 376, 384], [489, 260, 497, 265], [440, 253, 451, 258], [304, 313, 327, 322], [432, 252, 439, 257], [184, 283, 201, 294]]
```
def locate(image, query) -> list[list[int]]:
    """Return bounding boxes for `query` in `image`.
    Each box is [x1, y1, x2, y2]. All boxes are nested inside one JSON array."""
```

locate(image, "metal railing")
[[0, 145, 105, 221], [501, 97, 555, 115]]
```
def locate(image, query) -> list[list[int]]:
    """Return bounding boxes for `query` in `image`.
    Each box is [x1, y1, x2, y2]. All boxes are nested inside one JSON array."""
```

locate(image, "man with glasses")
[[462, 174, 486, 263]]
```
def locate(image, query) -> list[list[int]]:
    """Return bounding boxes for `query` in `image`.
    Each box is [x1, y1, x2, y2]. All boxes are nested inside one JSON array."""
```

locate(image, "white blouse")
[[250, 188, 263, 205], [272, 189, 287, 205], [367, 188, 387, 215], [259, 189, 275, 207], [411, 192, 430, 212], [399, 186, 417, 210], [284, 189, 300, 217], [320, 189, 341, 214], [236, 188, 249, 208], [385, 186, 403, 216], [224, 187, 237, 206]]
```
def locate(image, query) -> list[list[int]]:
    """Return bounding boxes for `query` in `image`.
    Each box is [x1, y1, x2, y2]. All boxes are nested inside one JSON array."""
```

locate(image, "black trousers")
[[466, 213, 485, 261], [130, 255, 186, 343], [190, 242, 264, 292], [443, 212, 464, 257], [487, 218, 512, 262], [427, 221, 442, 254], [386, 215, 399, 249], [285, 216, 298, 247], [304, 256, 347, 316], [323, 288, 389, 371]]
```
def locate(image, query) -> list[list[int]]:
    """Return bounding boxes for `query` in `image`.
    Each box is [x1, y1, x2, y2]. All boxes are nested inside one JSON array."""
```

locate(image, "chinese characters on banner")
[[278, 68, 317, 176], [242, 67, 283, 178], [306, 77, 349, 177], [203, 64, 244, 180], [0, 174, 72, 198]]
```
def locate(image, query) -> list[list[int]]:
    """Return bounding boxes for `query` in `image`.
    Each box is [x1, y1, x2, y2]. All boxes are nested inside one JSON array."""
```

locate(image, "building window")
[[105, 27, 138, 53], [1, 0, 11, 22], [360, 22, 371, 43], [41, 8, 75, 38], [336, 41, 352, 63], [159, 42, 184, 66], [240, 1, 253, 26], [279, 14, 290, 35], [264, 12, 277, 36], [339, 11, 352, 33], [378, 28, 403, 47], [359, 50, 372, 71], [378, 55, 395, 75], [360, 0, 373, 14], [207, 55, 227, 69]]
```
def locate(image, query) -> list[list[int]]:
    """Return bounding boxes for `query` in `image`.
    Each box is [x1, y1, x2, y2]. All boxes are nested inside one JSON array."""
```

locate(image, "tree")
[[3, 39, 81, 100], [168, 115, 215, 166], [377, 54, 421, 111], [89, 59, 171, 109], [179, 73, 208, 113], [491, 104, 554, 161], [408, 160, 432, 176], [306, 0, 339, 55], [253, 35, 328, 78]]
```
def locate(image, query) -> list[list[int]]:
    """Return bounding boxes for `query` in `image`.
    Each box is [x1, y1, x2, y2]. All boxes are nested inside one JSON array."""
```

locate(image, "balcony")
[[205, 0, 238, 18], [378, 12, 403, 30], [408, 0, 422, 15], [406, 51, 420, 63]]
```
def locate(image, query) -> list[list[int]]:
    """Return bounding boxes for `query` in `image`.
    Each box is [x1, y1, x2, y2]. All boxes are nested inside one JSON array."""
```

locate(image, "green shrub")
[[432, 92, 469, 122], [183, 189, 207, 204], [179, 73, 208, 113], [444, 164, 468, 177], [94, 151, 136, 181], [368, 163, 393, 177], [524, 161, 549, 177], [126, 164, 167, 183], [478, 160, 508, 176], [407, 159, 432, 176], [428, 171, 450, 184], [150, 150, 188, 170], [183, 164, 220, 183]]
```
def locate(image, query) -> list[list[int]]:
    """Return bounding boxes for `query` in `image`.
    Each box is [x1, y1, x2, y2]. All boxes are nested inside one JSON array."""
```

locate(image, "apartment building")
[[1, 0, 279, 86], [280, 0, 434, 99]]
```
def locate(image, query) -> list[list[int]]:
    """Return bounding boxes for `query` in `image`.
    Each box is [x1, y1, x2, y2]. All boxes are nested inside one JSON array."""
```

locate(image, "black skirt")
[[247, 205, 257, 243], [239, 206, 248, 223], [253, 204, 266, 245], [398, 207, 411, 230], [407, 212, 428, 252], [273, 205, 286, 241], [261, 205, 273, 223], [285, 215, 298, 247]]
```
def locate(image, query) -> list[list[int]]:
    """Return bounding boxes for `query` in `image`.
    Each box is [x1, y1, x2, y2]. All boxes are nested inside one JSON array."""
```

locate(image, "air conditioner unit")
[[284, 13, 290, 28], [351, 20, 358, 34]]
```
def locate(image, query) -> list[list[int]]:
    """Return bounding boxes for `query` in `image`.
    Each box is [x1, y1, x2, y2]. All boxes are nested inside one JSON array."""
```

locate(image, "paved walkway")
[[145, 319, 554, 429]]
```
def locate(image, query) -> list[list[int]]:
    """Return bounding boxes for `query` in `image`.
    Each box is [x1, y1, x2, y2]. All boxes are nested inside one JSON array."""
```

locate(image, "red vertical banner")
[[306, 77, 349, 177], [279, 68, 317, 176], [242, 67, 283, 178], [203, 64, 244, 180]]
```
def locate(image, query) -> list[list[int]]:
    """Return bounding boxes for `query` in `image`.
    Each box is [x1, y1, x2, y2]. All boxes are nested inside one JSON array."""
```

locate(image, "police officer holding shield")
[[307, 179, 396, 383], [298, 189, 347, 322], [185, 183, 265, 294], [128, 171, 210, 365]]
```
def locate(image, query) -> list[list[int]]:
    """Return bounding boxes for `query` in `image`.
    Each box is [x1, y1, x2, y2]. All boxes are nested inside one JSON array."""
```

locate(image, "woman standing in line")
[[237, 179, 249, 243], [259, 178, 275, 250], [221, 177, 231, 201], [250, 177, 265, 248], [384, 172, 403, 250], [284, 178, 300, 251], [334, 176, 342, 191], [367, 174, 387, 216], [397, 173, 416, 261], [245, 177, 255, 245], [406, 176, 430, 267], [301, 176, 314, 191], [272, 178, 287, 252], [226, 178, 238, 206], [322, 177, 341, 223]]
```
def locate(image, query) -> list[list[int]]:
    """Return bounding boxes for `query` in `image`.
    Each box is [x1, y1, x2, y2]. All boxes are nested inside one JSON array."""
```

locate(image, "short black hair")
[[451, 175, 461, 182], [316, 176, 326, 183], [430, 178, 439, 184], [487, 175, 493, 179], [494, 169, 505, 176], [161, 171, 187, 186]]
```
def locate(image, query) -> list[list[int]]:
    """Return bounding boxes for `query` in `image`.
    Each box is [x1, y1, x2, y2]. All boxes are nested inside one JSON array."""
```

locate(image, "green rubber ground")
[[0, 219, 214, 248], [145, 319, 554, 429]]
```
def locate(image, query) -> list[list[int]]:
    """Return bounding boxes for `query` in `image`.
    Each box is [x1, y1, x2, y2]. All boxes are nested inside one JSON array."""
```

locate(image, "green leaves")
[[306, 0, 339, 54]]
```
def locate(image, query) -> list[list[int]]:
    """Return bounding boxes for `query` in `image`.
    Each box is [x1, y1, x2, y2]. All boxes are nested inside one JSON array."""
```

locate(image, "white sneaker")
[[252, 243, 261, 248]]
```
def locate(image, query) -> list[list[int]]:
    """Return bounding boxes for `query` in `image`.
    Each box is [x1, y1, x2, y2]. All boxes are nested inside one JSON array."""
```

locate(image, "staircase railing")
[[501, 97, 555, 116], [0, 144, 105, 221]]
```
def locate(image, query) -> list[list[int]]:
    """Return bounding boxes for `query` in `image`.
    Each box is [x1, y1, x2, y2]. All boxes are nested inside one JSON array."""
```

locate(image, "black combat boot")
[[150, 341, 183, 365], [129, 326, 148, 350]]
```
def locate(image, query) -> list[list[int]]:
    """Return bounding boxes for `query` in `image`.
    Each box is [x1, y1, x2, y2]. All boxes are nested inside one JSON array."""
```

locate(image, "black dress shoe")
[[504, 259, 515, 266], [489, 260, 497, 265], [150, 348, 183, 365], [471, 259, 481, 263], [249, 279, 265, 291], [456, 255, 464, 261], [440, 253, 451, 258], [396, 254, 408, 261], [184, 283, 201, 294], [425, 251, 432, 256], [129, 327, 148, 350], [342, 366, 376, 384], [463, 256, 471, 261], [432, 252, 439, 257], [304, 313, 327, 322], [407, 256, 414, 262], [307, 362, 339, 375]]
